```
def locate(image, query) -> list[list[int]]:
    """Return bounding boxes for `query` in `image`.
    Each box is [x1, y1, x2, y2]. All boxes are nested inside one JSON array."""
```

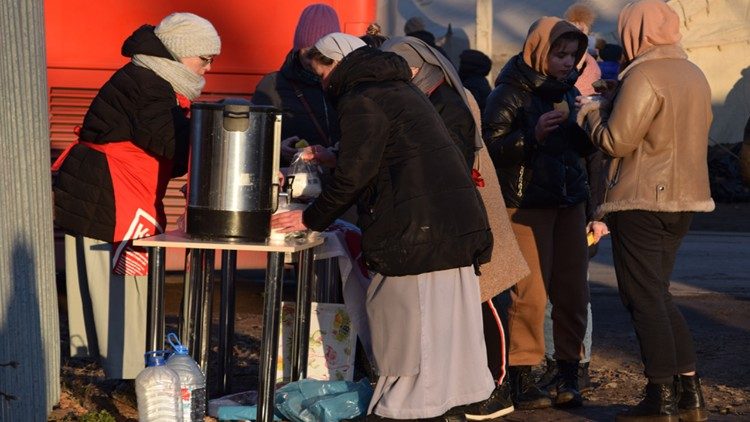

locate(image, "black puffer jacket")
[[53, 25, 189, 241], [252, 50, 339, 153], [483, 55, 594, 208], [303, 47, 492, 276], [429, 83, 476, 168], [459, 49, 493, 113]]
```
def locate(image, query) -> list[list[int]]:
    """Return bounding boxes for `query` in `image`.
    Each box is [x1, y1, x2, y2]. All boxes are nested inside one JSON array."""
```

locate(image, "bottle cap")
[[144, 350, 168, 367], [167, 332, 189, 355]]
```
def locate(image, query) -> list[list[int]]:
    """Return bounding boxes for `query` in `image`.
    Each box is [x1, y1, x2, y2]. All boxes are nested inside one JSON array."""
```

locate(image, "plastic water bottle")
[[135, 350, 182, 421], [166, 333, 207, 421]]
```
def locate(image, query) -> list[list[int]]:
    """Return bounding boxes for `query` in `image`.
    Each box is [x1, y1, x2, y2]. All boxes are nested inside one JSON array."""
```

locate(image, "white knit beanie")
[[155, 12, 221, 59]]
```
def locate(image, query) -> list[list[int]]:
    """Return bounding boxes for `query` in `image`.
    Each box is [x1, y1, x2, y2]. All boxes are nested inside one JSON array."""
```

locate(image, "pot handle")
[[271, 113, 282, 212]]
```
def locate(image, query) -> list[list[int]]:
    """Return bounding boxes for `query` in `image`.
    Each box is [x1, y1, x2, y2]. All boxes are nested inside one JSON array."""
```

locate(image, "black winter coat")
[[252, 50, 339, 155], [53, 25, 189, 242], [483, 55, 595, 209], [429, 83, 476, 168], [303, 47, 492, 276]]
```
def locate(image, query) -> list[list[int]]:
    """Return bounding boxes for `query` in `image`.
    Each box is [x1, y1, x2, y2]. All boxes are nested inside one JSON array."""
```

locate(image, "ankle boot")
[[676, 374, 708, 422], [578, 362, 593, 393], [508, 365, 552, 410], [555, 360, 583, 408], [536, 356, 559, 395], [616, 382, 679, 422]]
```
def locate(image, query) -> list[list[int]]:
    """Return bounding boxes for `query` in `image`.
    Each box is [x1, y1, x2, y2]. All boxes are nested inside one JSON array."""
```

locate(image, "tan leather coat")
[[580, 45, 715, 216]]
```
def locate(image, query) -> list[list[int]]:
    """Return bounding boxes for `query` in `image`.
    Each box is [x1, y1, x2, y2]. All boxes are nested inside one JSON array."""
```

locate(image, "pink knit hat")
[[293, 4, 341, 50]]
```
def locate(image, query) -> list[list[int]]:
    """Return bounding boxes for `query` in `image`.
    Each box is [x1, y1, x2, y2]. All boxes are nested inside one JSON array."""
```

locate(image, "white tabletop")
[[133, 230, 323, 253]]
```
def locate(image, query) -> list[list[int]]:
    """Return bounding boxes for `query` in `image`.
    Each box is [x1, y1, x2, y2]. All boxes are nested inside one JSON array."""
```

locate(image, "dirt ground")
[[48, 203, 750, 421]]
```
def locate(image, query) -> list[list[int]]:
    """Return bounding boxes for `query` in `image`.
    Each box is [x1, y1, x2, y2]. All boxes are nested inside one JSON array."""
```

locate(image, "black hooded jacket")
[[303, 47, 492, 276], [53, 25, 189, 242], [459, 49, 493, 113], [483, 55, 595, 209], [252, 50, 339, 156]]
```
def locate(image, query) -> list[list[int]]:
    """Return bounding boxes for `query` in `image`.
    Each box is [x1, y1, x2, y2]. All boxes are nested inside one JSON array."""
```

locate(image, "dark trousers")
[[608, 210, 697, 384]]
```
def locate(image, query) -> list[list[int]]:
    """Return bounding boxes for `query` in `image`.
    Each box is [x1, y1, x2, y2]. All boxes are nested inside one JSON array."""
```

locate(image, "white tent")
[[669, 0, 750, 144], [377, 0, 750, 143]]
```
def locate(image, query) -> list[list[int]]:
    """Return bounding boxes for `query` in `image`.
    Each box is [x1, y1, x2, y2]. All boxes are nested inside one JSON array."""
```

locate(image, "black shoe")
[[676, 374, 708, 422], [578, 362, 593, 394], [346, 413, 466, 422], [420, 413, 467, 422], [616, 382, 679, 422], [555, 360, 583, 408], [508, 365, 552, 410], [536, 356, 559, 396], [450, 382, 515, 420]]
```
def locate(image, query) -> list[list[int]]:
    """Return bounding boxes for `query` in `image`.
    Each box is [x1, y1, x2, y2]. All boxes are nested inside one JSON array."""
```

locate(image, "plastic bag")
[[275, 378, 373, 422], [288, 152, 322, 201]]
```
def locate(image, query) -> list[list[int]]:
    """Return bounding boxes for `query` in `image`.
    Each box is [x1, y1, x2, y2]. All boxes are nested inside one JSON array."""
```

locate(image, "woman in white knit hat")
[[52, 12, 220, 380]]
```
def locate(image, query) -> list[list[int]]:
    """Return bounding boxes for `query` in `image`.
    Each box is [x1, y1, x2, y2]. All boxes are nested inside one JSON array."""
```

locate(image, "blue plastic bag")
[[275, 378, 373, 422]]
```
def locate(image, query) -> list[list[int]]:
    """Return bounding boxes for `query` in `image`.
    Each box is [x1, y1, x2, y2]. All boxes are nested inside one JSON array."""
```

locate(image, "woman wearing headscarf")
[[483, 17, 598, 410], [252, 4, 341, 164], [576, 1, 714, 420], [52, 12, 220, 379], [382, 36, 480, 168], [382, 35, 529, 421], [272, 32, 494, 422]]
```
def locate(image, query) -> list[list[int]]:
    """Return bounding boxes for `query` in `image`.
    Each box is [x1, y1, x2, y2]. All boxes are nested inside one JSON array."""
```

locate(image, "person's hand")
[[575, 95, 604, 110], [281, 136, 302, 162], [300, 145, 337, 168], [271, 209, 308, 233], [587, 220, 610, 244], [535, 110, 566, 142], [592, 79, 619, 102]]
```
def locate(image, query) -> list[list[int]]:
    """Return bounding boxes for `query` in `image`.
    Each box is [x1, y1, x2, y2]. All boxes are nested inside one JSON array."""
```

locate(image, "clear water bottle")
[[135, 350, 182, 422], [166, 333, 207, 421]]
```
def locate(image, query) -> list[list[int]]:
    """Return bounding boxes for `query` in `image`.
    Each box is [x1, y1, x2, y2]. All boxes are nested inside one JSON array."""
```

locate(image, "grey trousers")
[[65, 235, 147, 379], [367, 266, 495, 419], [544, 300, 593, 363]]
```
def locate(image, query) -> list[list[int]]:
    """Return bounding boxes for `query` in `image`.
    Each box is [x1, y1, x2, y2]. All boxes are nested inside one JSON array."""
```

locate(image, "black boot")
[[508, 365, 552, 410], [555, 360, 583, 408], [449, 382, 514, 420], [578, 361, 593, 394], [536, 356, 559, 396], [616, 382, 679, 422], [676, 374, 708, 422]]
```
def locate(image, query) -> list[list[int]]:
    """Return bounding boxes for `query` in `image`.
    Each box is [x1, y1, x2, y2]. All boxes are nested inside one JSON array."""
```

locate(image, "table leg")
[[258, 252, 285, 422], [291, 249, 313, 381], [218, 250, 237, 395], [180, 249, 196, 350], [190, 250, 206, 363], [146, 246, 166, 352], [198, 250, 215, 375]]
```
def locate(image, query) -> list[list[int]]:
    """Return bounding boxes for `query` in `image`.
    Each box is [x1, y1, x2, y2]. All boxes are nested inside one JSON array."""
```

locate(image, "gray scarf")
[[382, 36, 483, 151], [131, 54, 205, 100]]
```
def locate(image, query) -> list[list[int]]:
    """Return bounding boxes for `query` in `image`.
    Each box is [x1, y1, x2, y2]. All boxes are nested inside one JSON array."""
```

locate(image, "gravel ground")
[[49, 203, 750, 421]]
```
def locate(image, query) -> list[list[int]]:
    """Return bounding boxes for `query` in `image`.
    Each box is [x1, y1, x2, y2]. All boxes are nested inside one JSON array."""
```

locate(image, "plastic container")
[[166, 333, 207, 422], [135, 350, 182, 422]]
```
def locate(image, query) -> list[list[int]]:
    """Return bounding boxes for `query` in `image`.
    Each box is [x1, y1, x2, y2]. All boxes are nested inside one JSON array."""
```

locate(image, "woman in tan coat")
[[577, 1, 714, 421]]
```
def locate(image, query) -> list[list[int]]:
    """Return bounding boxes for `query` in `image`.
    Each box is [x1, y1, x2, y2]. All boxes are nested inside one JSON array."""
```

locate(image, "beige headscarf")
[[522, 17, 588, 76], [618, 0, 682, 62]]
